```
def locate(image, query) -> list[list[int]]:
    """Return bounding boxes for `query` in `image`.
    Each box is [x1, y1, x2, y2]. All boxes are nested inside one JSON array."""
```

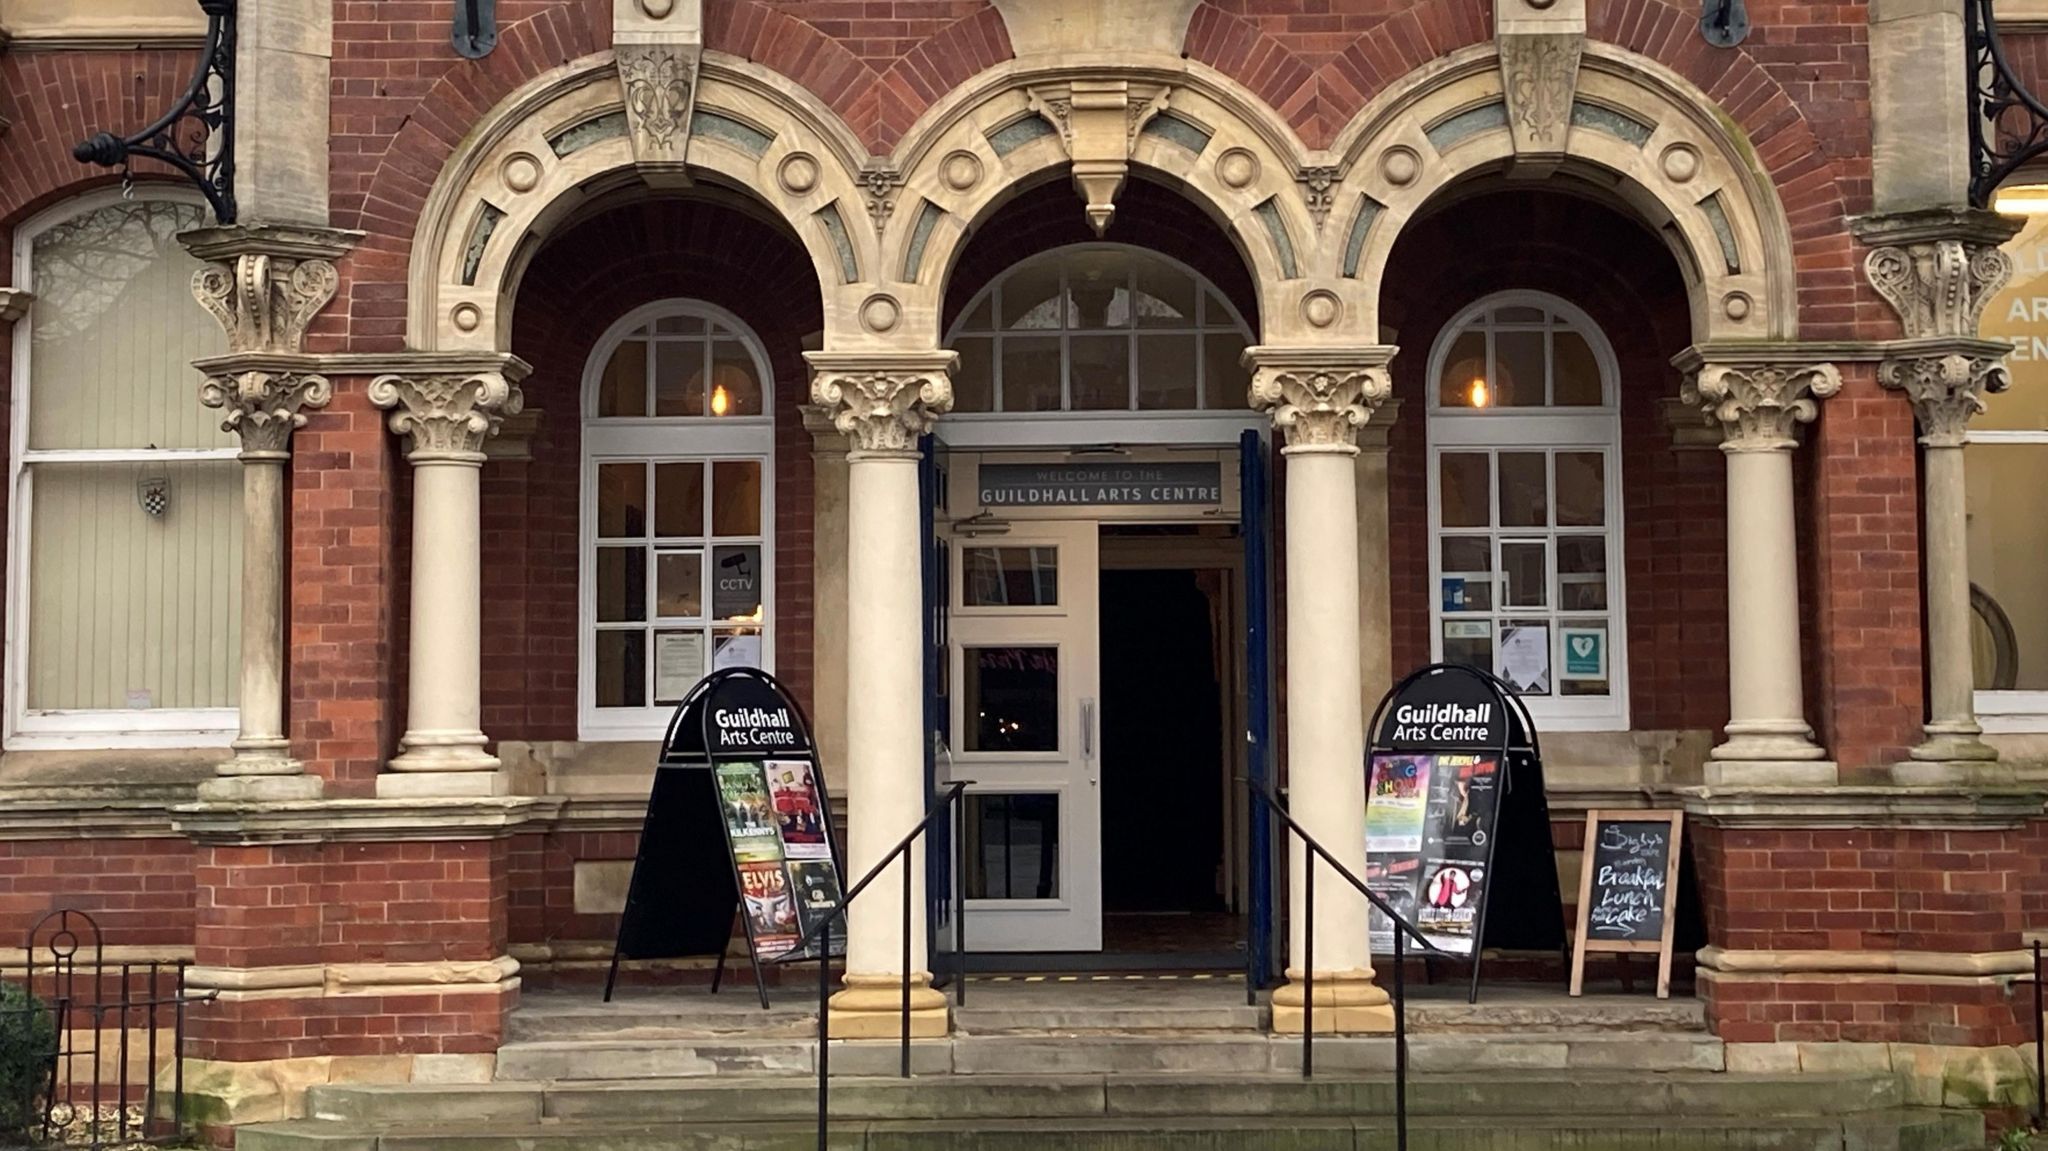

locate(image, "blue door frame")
[[1241, 428, 1276, 988]]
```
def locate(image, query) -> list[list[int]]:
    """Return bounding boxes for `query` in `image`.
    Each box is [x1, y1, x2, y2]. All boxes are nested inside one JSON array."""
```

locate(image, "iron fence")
[[0, 911, 211, 1151]]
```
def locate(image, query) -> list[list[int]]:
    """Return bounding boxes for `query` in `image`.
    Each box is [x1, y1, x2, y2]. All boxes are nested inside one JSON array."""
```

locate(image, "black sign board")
[[1571, 810, 1684, 998], [1364, 663, 1566, 1003], [605, 668, 846, 1007], [977, 461, 1223, 508]]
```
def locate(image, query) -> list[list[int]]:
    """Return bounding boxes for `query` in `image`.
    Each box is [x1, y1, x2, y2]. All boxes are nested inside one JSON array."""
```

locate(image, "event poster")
[[714, 758, 847, 960], [765, 759, 830, 860], [1366, 753, 1502, 956], [738, 860, 800, 958], [715, 762, 782, 861], [789, 859, 846, 950]]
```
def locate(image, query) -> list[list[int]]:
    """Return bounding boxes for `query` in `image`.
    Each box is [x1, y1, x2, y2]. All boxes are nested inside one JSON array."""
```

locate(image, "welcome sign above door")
[[977, 462, 1223, 507]]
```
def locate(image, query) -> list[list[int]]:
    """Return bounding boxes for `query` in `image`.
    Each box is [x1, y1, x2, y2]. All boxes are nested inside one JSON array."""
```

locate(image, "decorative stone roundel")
[[451, 303, 482, 332], [1301, 290, 1341, 329], [778, 153, 820, 196], [942, 150, 984, 192], [1380, 146, 1420, 187], [1217, 148, 1260, 190], [860, 294, 902, 334], [1722, 292, 1753, 322], [501, 153, 541, 194], [640, 0, 675, 17], [1660, 143, 1700, 185]]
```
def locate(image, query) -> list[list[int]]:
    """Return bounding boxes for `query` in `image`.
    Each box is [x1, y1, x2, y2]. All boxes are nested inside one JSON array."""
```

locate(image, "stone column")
[[802, 404, 853, 788], [804, 350, 954, 1039], [1248, 346, 1395, 1035], [369, 361, 526, 798], [1356, 399, 1401, 718], [180, 227, 354, 800], [1678, 355, 1841, 786], [1855, 210, 2022, 781]]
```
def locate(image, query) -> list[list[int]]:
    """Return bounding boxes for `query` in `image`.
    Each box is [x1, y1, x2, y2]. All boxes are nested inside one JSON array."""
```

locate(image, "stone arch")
[[405, 50, 874, 355], [878, 59, 1329, 346], [1330, 42, 1801, 343]]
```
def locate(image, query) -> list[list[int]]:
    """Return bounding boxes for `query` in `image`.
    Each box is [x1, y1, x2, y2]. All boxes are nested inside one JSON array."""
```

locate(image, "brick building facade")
[[1, 0, 2046, 1135]]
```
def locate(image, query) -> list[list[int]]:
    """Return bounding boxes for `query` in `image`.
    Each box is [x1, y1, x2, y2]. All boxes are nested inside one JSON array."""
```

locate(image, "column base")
[[1908, 726, 1999, 764], [1712, 724, 1828, 764], [220, 739, 303, 776], [1702, 760, 1839, 787], [1269, 968, 1393, 1035], [387, 730, 501, 774], [1890, 759, 2025, 787], [826, 971, 950, 1039], [197, 773, 324, 802], [375, 771, 511, 799]]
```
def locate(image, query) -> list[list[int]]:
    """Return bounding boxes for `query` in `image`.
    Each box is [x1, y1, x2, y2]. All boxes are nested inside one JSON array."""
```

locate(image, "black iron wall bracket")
[[1968, 0, 2048, 208], [71, 0, 237, 223]]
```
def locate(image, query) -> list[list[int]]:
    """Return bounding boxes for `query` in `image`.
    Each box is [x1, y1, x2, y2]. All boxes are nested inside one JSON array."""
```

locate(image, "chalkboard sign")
[[605, 668, 846, 1008], [1570, 810, 1684, 998]]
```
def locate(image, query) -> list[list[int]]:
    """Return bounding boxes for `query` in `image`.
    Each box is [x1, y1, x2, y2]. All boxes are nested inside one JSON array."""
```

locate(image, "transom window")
[[581, 301, 774, 739], [1427, 293, 1627, 730], [945, 245, 1252, 414]]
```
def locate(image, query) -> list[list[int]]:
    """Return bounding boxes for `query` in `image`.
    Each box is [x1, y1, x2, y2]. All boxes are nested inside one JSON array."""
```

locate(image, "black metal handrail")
[[788, 779, 970, 1151], [2033, 939, 2043, 1129], [1248, 778, 1438, 1151]]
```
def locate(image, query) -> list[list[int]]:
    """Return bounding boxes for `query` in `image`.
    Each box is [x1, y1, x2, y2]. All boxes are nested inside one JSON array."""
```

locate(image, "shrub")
[[0, 981, 56, 1145]]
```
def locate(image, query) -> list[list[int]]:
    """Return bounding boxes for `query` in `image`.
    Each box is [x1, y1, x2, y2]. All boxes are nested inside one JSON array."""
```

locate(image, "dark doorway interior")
[[1099, 569, 1225, 916]]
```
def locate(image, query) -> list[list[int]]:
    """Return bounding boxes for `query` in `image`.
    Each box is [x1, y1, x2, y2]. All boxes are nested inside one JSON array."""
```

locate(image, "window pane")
[[1559, 620, 1611, 697], [654, 314, 702, 335], [1493, 330, 1545, 407], [712, 629, 765, 671], [1558, 535, 1608, 611], [1070, 335, 1130, 410], [958, 294, 993, 332], [1501, 540, 1547, 608], [1966, 442, 2048, 689], [709, 340, 763, 417], [27, 200, 229, 452], [1201, 333, 1248, 411], [1442, 619, 1493, 676], [712, 544, 764, 621], [1498, 452, 1547, 527], [595, 630, 646, 708], [1439, 537, 1493, 613], [1556, 452, 1605, 527], [26, 460, 241, 709], [1066, 250, 1131, 329], [711, 460, 762, 536], [1137, 334, 1199, 409], [1440, 330, 1488, 408], [1439, 453, 1491, 528], [598, 339, 648, 417], [655, 550, 703, 618], [953, 337, 995, 413], [964, 646, 1059, 752], [653, 630, 706, 704], [1493, 305, 1545, 323], [963, 546, 1058, 606], [654, 339, 707, 417], [1500, 619, 1552, 695], [1979, 216, 2048, 432], [597, 463, 647, 538], [1001, 262, 1068, 330], [965, 793, 1061, 899], [595, 546, 645, 622], [1002, 336, 1063, 411], [1553, 329, 1602, 406], [655, 462, 704, 538], [1133, 255, 1197, 328]]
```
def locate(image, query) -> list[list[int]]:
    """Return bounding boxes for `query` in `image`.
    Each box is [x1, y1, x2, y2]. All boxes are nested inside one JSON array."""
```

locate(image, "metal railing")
[[788, 780, 970, 1151], [2033, 939, 2043, 1129], [1247, 779, 1436, 1151], [0, 910, 214, 1151]]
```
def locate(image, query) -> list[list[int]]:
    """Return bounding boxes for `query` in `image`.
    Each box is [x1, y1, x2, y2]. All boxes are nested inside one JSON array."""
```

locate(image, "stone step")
[[491, 1029, 1728, 1079], [306, 1071, 1905, 1127], [952, 1000, 1266, 1033], [239, 1108, 1982, 1151]]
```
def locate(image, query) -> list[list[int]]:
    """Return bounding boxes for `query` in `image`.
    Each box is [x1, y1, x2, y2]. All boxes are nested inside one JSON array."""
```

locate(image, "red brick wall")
[[508, 828, 638, 947], [0, 839, 195, 953], [1381, 188, 1729, 731]]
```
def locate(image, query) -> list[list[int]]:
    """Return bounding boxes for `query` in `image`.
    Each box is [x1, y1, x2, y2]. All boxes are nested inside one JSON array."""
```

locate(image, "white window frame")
[[938, 243, 1262, 449], [1425, 290, 1630, 731], [578, 299, 776, 741], [1969, 427, 2048, 731], [6, 187, 238, 750]]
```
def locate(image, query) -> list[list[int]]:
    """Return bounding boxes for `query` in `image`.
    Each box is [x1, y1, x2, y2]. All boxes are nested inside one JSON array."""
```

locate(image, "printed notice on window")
[[655, 632, 706, 703], [1499, 624, 1551, 694]]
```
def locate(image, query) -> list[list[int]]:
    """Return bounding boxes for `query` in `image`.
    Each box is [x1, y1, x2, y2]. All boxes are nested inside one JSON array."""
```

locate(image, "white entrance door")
[[942, 521, 1102, 952]]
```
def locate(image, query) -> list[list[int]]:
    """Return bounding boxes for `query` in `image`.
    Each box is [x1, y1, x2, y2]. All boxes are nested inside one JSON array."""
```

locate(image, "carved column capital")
[[369, 364, 527, 463], [1679, 361, 1841, 453], [1853, 208, 2023, 340], [1245, 346, 1396, 453], [805, 351, 957, 457], [180, 225, 356, 356], [1877, 341, 2012, 448], [200, 370, 335, 461]]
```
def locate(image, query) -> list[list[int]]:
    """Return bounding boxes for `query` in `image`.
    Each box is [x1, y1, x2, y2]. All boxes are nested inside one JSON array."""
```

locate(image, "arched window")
[[1427, 292, 1627, 729], [945, 245, 1252, 415], [580, 301, 774, 739], [8, 189, 238, 749]]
